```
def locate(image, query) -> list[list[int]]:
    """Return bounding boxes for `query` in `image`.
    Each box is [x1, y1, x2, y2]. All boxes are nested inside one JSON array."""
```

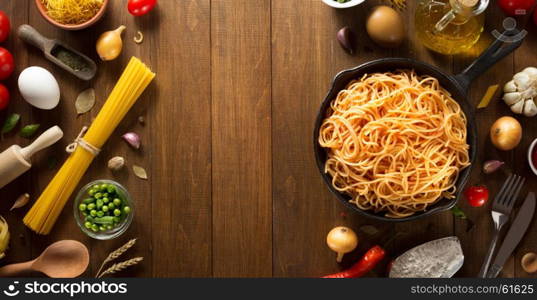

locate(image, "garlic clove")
[[503, 92, 523, 106], [510, 99, 524, 114], [514, 73, 532, 90], [523, 99, 537, 117], [108, 156, 125, 171], [522, 67, 537, 79], [504, 80, 517, 93], [521, 87, 536, 99], [122, 132, 141, 149]]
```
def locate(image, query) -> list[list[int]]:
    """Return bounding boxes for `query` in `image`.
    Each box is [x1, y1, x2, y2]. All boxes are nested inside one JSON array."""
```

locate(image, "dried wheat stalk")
[[97, 257, 144, 278], [95, 238, 137, 277]]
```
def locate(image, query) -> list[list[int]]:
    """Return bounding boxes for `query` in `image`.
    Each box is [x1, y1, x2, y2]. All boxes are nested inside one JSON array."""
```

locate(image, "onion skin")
[[326, 226, 358, 263], [490, 116, 522, 151], [96, 25, 126, 61]]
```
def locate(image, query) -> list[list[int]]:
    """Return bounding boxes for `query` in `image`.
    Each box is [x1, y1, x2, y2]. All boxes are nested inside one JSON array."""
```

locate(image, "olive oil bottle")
[[415, 0, 489, 55]]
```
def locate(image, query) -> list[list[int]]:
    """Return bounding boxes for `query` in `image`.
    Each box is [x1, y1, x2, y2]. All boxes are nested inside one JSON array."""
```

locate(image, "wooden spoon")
[[0, 240, 89, 278]]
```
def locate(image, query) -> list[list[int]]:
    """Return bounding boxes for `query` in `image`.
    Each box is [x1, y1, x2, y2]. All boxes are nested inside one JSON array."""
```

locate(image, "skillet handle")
[[454, 30, 525, 91]]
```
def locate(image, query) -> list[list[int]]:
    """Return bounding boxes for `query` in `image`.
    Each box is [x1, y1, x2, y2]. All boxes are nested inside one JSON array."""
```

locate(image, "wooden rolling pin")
[[0, 126, 63, 189]]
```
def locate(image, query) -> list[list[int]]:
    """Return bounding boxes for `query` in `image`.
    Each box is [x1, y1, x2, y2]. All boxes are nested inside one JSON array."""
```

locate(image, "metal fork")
[[477, 174, 525, 278]]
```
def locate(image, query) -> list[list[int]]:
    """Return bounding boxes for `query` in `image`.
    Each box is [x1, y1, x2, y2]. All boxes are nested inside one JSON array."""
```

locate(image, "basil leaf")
[[451, 206, 467, 219], [20, 124, 41, 138], [1, 113, 21, 135]]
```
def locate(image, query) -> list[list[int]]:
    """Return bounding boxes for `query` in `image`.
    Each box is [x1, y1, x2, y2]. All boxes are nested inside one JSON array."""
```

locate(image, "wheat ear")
[[97, 257, 144, 278], [95, 238, 137, 277]]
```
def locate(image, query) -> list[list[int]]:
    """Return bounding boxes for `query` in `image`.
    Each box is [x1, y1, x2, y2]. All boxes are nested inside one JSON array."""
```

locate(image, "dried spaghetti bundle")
[[24, 57, 155, 234]]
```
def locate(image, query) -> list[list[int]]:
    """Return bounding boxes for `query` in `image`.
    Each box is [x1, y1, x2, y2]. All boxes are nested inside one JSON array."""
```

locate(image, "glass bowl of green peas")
[[74, 180, 134, 240]]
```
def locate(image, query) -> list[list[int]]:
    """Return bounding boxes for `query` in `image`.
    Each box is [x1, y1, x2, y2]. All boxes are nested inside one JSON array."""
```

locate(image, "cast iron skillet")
[[314, 31, 524, 222]]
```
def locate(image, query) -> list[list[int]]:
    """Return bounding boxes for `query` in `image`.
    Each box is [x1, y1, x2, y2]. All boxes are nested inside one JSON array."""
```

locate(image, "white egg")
[[18, 67, 60, 110]]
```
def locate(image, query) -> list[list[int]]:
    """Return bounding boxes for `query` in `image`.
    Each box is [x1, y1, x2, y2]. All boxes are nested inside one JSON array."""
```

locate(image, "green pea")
[[85, 216, 94, 223], [94, 216, 115, 225], [113, 209, 121, 216], [106, 225, 113, 230], [88, 189, 96, 196], [78, 203, 87, 211], [87, 203, 96, 210], [96, 199, 104, 208], [84, 221, 92, 229], [107, 185, 116, 193], [99, 183, 108, 190], [123, 206, 131, 214], [82, 211, 88, 217], [108, 203, 115, 210], [97, 211, 104, 217], [102, 193, 109, 198], [83, 198, 95, 204], [92, 184, 100, 190], [102, 206, 109, 212], [94, 192, 102, 199], [90, 210, 97, 217], [99, 225, 106, 231], [113, 216, 120, 223], [91, 224, 99, 232], [113, 198, 121, 206], [102, 197, 109, 204]]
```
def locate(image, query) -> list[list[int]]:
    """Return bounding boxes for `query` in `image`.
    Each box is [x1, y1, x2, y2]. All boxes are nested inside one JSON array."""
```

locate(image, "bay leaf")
[[75, 88, 96, 115], [133, 165, 148, 180]]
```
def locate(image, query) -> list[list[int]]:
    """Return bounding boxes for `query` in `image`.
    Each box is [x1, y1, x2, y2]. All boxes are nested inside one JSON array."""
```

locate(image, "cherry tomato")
[[0, 47, 13, 80], [128, 0, 157, 16], [0, 10, 9, 43], [465, 186, 489, 208], [498, 0, 536, 16], [0, 84, 9, 111]]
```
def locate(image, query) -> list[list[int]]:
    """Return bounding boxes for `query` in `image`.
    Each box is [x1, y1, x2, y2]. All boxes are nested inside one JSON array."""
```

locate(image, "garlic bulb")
[[503, 67, 537, 117]]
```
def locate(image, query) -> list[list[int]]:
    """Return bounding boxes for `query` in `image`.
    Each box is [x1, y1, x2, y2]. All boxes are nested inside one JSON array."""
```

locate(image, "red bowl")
[[35, 0, 109, 31]]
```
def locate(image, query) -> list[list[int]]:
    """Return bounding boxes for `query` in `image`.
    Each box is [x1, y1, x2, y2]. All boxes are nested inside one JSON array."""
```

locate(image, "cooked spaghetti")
[[318, 70, 470, 218]]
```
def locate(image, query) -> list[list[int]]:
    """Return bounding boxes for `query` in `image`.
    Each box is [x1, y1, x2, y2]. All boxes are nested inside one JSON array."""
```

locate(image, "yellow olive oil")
[[415, 0, 485, 55]]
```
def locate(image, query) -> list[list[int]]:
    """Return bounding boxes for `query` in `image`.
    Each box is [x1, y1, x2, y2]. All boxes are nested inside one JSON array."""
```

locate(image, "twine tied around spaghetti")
[[66, 126, 101, 156]]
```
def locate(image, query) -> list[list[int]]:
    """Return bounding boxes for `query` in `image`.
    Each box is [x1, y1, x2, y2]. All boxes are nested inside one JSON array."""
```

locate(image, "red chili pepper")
[[322, 245, 386, 278]]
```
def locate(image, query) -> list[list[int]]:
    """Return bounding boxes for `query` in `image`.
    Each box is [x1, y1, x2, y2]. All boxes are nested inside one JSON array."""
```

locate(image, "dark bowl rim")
[[313, 58, 477, 222]]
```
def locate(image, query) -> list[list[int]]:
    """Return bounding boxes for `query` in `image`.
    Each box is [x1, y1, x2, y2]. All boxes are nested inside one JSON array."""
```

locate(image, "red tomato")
[[0, 47, 13, 80], [465, 186, 489, 208], [0, 84, 9, 111], [128, 0, 157, 16], [498, 0, 536, 16], [0, 10, 9, 43]]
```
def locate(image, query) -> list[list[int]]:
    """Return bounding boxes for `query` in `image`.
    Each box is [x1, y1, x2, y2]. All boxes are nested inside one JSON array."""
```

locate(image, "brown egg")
[[366, 6, 405, 48]]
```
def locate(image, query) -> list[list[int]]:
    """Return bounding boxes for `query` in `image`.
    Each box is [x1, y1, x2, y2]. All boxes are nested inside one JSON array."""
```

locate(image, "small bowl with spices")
[[36, 0, 109, 31], [528, 139, 537, 176], [322, 0, 365, 8]]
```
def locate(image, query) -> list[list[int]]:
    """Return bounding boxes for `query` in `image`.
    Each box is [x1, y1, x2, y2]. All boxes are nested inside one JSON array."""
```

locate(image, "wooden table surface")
[[0, 0, 536, 278]]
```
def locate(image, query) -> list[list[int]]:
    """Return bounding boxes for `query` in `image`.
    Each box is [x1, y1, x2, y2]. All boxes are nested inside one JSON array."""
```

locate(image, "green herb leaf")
[[451, 206, 467, 219], [20, 124, 41, 138], [1, 113, 21, 135]]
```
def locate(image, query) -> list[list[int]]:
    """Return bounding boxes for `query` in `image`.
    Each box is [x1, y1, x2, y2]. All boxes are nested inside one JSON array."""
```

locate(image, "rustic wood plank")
[[513, 20, 537, 279], [392, 0, 456, 266], [150, 0, 212, 277], [23, 0, 153, 277], [272, 0, 392, 278], [453, 5, 516, 277], [211, 0, 272, 277], [0, 0, 31, 268]]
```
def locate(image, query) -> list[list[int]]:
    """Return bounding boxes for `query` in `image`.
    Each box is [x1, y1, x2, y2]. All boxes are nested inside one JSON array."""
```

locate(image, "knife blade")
[[486, 192, 536, 278]]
